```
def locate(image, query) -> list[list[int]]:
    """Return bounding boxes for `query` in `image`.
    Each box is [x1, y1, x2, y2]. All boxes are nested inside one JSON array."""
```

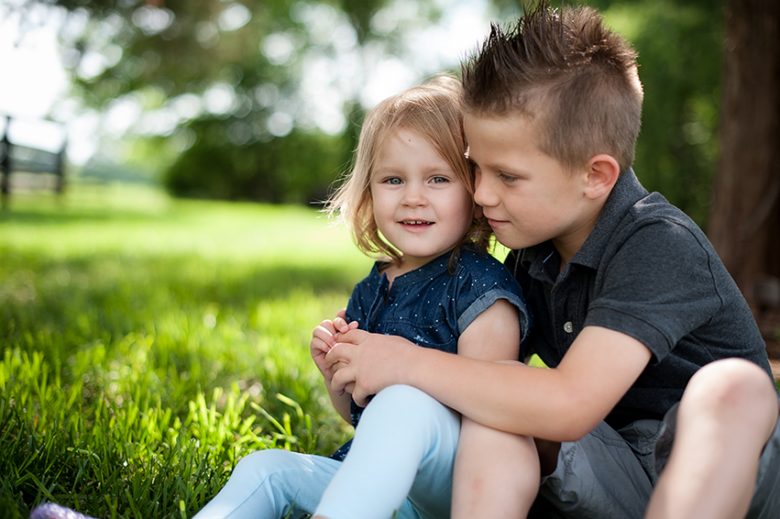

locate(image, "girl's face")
[[371, 128, 474, 273]]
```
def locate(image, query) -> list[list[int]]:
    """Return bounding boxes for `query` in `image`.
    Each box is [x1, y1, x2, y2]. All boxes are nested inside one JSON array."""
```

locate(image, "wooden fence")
[[0, 114, 66, 204]]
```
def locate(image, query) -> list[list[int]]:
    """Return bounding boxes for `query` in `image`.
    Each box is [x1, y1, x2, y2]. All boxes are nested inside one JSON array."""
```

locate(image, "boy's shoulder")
[[605, 191, 715, 277], [576, 170, 711, 273]]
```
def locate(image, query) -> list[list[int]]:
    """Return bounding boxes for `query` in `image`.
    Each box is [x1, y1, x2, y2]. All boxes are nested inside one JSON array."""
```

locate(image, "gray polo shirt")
[[506, 169, 773, 428]]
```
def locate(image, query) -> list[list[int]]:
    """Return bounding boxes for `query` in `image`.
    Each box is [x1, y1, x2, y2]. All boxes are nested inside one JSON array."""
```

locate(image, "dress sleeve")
[[455, 255, 532, 344]]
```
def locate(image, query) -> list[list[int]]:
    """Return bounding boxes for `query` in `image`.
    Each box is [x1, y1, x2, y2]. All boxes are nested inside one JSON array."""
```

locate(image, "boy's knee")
[[460, 415, 523, 444], [685, 359, 778, 418]]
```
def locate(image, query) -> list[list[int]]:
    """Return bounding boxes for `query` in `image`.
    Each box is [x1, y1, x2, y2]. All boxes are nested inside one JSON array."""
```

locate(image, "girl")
[[31, 76, 529, 519], [194, 75, 530, 519]]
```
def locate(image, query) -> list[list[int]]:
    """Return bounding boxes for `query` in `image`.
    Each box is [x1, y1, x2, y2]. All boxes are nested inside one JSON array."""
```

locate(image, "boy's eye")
[[498, 171, 518, 183]]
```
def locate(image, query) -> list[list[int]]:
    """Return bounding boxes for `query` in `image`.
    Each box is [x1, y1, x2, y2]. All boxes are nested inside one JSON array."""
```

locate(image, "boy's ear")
[[583, 154, 620, 201]]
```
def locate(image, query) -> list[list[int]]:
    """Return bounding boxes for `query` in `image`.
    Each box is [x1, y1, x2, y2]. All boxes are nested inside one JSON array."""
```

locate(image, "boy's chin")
[[493, 233, 531, 251], [496, 237, 546, 251]]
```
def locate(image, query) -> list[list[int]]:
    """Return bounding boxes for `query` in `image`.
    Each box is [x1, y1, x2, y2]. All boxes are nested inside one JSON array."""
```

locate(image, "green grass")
[[0, 185, 373, 518]]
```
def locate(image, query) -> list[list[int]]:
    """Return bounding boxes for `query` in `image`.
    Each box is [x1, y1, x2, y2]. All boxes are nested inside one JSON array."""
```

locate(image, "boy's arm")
[[328, 325, 652, 441]]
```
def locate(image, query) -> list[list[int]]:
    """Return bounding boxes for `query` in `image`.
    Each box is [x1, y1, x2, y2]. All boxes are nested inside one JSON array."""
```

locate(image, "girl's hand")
[[311, 312, 361, 424], [331, 311, 353, 335], [311, 315, 358, 381], [327, 330, 417, 406], [310, 319, 339, 380]]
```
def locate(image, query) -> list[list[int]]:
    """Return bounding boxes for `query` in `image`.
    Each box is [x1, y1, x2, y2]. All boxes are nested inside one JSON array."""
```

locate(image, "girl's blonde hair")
[[326, 75, 492, 267]]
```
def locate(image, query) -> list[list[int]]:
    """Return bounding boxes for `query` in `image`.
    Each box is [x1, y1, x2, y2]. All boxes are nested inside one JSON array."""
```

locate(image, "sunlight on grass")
[[0, 184, 372, 518], [0, 184, 369, 268]]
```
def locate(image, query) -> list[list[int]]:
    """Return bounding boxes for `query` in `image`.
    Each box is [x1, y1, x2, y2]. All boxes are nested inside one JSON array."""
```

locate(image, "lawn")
[[0, 184, 373, 518]]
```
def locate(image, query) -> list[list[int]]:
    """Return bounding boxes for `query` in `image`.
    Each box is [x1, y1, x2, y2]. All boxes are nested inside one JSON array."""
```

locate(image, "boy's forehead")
[[465, 111, 537, 135], [464, 112, 539, 157]]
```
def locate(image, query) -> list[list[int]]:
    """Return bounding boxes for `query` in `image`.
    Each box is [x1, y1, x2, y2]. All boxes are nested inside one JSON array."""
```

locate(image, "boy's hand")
[[327, 329, 416, 406]]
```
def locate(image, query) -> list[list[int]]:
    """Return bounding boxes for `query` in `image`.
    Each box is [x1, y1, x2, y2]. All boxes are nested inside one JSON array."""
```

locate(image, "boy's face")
[[465, 112, 598, 258]]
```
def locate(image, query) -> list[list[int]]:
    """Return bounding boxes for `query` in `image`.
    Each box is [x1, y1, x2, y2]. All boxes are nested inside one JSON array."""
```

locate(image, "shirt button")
[[563, 321, 573, 333]]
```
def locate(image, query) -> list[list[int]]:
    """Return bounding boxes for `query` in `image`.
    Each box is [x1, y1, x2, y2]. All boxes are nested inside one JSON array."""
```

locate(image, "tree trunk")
[[708, 0, 780, 311]]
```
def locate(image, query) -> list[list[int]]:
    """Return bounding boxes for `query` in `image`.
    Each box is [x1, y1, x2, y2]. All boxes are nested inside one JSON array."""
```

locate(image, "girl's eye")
[[383, 177, 403, 185], [430, 176, 449, 184]]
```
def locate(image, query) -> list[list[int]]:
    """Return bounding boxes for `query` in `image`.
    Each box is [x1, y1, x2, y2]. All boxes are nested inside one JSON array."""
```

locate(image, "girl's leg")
[[193, 449, 342, 519], [314, 385, 461, 519], [452, 416, 540, 519]]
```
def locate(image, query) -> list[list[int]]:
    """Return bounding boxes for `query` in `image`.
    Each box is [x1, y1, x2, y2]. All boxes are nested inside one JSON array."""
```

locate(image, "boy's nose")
[[474, 171, 496, 207]]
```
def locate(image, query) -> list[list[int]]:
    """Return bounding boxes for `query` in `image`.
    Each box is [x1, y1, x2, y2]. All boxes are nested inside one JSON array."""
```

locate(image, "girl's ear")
[[584, 154, 620, 201]]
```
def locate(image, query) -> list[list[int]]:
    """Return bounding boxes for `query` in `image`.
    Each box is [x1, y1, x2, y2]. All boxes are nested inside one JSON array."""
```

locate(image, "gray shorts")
[[533, 401, 780, 519]]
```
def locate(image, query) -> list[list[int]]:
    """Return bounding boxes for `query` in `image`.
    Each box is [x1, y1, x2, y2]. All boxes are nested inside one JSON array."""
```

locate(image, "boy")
[[327, 2, 780, 518]]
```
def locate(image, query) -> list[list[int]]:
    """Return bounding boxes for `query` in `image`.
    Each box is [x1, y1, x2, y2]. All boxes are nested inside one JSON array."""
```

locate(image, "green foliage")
[[47, 0, 391, 106], [32, 0, 395, 205], [0, 186, 372, 518], [600, 0, 724, 227], [164, 120, 354, 204]]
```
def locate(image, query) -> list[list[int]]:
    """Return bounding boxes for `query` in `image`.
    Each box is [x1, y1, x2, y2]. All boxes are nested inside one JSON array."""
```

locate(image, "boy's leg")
[[536, 419, 656, 519], [193, 449, 342, 519], [452, 416, 540, 519], [314, 384, 461, 519], [645, 358, 780, 519]]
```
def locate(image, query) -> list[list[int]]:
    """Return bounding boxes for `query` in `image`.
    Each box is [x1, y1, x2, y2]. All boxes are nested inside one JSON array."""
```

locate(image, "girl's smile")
[[399, 219, 434, 229]]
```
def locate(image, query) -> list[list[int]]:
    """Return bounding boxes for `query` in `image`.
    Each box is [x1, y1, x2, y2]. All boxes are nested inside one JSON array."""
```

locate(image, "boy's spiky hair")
[[461, 1, 644, 173]]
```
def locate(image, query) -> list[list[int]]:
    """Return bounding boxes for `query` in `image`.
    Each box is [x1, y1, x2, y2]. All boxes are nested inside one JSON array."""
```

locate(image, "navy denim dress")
[[330, 245, 530, 461]]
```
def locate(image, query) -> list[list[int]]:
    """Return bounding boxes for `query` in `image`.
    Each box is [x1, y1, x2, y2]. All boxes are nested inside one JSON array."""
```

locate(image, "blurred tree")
[[15, 0, 441, 203], [708, 0, 780, 308], [20, 0, 728, 221], [164, 116, 354, 203], [616, 0, 723, 228]]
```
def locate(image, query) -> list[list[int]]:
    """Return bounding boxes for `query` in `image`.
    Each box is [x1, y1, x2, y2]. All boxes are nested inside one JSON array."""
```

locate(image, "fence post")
[[1, 115, 10, 207], [55, 137, 66, 194]]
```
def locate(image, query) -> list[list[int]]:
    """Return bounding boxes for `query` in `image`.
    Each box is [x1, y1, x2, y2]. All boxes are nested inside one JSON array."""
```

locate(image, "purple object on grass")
[[30, 503, 97, 519]]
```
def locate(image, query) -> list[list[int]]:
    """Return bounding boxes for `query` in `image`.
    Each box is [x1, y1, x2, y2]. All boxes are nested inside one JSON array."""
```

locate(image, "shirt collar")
[[375, 250, 453, 288], [519, 168, 649, 275]]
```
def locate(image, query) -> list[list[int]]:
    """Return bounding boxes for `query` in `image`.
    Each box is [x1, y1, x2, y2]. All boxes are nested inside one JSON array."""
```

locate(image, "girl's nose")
[[403, 182, 427, 206]]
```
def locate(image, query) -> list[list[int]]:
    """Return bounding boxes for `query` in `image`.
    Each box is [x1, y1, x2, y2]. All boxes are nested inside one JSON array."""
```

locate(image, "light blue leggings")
[[193, 385, 461, 519]]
